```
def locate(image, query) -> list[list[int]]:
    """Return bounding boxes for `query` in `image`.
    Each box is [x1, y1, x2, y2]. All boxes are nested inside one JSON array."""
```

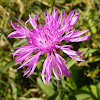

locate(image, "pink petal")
[[55, 53, 66, 62], [52, 8, 59, 20], [55, 53, 70, 77], [71, 29, 89, 38], [46, 59, 52, 86], [23, 65, 32, 77], [10, 20, 22, 30], [64, 34, 90, 42], [13, 17, 26, 28], [68, 55, 85, 62], [56, 63, 62, 77], [17, 52, 41, 70], [8, 30, 26, 38], [29, 14, 39, 31], [66, 10, 75, 21], [58, 11, 62, 25], [26, 58, 38, 78], [41, 55, 49, 84], [15, 51, 32, 64], [70, 11, 80, 26], [62, 48, 82, 56], [61, 9, 66, 26], [56, 45, 72, 49], [51, 54, 60, 80]]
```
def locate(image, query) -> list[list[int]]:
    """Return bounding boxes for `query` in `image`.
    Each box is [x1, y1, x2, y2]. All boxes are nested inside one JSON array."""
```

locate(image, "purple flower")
[[8, 8, 90, 85]]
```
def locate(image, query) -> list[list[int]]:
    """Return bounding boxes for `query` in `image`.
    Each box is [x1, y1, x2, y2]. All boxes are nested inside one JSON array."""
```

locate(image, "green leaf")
[[49, 0, 55, 9], [79, 85, 98, 100], [13, 38, 27, 48], [69, 65, 80, 90], [37, 77, 54, 96], [85, 49, 97, 54], [55, 0, 65, 4], [88, 57, 100, 63], [45, 92, 59, 100], [9, 68, 17, 99], [66, 59, 77, 68], [85, 49, 98, 57], [0, 79, 9, 87], [76, 93, 91, 100], [78, 48, 89, 54], [72, 0, 82, 5], [2, 60, 15, 73], [88, 20, 97, 34], [96, 82, 100, 100]]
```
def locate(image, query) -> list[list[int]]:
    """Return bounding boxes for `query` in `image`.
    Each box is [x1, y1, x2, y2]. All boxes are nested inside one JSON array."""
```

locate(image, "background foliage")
[[0, 0, 100, 100]]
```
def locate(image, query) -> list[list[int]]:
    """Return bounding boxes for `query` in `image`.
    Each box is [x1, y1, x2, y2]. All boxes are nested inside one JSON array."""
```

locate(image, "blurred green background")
[[0, 0, 100, 100]]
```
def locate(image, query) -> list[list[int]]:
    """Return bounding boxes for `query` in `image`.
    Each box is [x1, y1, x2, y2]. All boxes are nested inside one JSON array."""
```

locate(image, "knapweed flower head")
[[8, 8, 90, 86]]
